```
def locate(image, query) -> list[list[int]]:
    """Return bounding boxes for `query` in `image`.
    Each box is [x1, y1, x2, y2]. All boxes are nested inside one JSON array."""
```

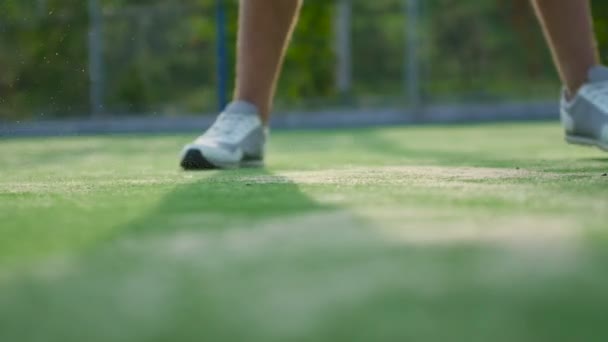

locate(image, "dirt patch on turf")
[[0, 177, 187, 194], [238, 166, 542, 186], [0, 166, 568, 194]]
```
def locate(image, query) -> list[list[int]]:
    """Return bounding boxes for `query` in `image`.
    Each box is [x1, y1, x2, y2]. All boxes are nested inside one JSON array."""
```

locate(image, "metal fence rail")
[[1, 101, 557, 137]]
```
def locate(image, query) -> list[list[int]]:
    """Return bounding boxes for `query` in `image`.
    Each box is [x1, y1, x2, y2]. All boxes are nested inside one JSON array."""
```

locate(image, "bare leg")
[[531, 0, 599, 96], [234, 0, 302, 124]]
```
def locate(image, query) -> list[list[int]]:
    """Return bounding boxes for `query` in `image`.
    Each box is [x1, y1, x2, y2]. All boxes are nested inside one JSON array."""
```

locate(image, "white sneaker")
[[180, 101, 267, 170], [561, 65, 608, 152]]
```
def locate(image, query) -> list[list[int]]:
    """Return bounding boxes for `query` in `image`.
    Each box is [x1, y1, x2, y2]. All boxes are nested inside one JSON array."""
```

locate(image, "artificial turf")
[[1, 122, 607, 341]]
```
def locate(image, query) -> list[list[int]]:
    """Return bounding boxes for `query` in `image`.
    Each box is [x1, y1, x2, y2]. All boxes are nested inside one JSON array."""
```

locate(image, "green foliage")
[[593, 2, 608, 64], [423, 0, 556, 101], [0, 0, 334, 119], [2, 0, 608, 120], [221, 1, 335, 108], [282, 3, 335, 102], [102, 2, 219, 114]]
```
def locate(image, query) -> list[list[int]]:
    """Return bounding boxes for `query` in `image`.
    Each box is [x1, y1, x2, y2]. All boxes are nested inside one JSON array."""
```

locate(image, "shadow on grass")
[[0, 168, 349, 341], [121, 168, 333, 236]]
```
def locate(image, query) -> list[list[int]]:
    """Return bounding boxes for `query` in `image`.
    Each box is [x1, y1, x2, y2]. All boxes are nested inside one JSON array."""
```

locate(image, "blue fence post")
[[88, 0, 105, 117], [406, 0, 421, 110], [216, 0, 229, 111]]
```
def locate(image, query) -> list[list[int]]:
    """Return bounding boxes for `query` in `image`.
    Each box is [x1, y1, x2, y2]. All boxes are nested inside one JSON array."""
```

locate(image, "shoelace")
[[205, 113, 248, 139]]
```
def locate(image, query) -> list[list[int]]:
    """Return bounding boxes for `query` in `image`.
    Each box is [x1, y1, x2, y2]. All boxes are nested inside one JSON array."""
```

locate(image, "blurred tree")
[[0, 0, 89, 120], [1, 0, 608, 120], [0, 0, 334, 119], [425, 0, 557, 101]]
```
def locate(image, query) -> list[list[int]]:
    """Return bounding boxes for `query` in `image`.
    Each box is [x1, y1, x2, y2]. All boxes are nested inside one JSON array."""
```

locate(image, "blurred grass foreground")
[[1, 122, 608, 341]]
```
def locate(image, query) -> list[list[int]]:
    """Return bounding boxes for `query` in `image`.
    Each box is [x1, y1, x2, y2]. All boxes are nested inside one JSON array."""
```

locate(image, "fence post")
[[405, 0, 421, 109], [36, 0, 48, 17], [216, 0, 229, 111], [335, 0, 353, 97], [88, 0, 104, 117]]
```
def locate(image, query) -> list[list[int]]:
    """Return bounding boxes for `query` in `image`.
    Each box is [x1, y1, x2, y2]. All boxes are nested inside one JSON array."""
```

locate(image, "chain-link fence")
[[0, 0, 560, 122]]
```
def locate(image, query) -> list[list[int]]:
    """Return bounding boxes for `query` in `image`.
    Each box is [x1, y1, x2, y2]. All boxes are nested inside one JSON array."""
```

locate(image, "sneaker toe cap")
[[182, 143, 240, 168]]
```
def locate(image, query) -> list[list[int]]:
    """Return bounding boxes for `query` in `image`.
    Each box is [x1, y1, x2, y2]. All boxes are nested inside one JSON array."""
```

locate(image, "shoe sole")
[[180, 149, 264, 171], [180, 149, 219, 170], [566, 135, 608, 152]]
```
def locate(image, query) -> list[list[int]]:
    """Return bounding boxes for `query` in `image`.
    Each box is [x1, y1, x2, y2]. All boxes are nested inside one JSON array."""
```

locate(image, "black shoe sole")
[[180, 149, 219, 170]]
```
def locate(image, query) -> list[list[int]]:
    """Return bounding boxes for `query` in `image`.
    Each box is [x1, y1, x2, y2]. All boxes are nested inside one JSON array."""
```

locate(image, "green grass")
[[1, 122, 608, 341]]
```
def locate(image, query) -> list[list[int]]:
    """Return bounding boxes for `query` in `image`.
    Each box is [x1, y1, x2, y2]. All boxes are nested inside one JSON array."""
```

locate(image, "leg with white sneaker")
[[532, 0, 608, 151], [181, 101, 267, 169], [181, 0, 302, 170]]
